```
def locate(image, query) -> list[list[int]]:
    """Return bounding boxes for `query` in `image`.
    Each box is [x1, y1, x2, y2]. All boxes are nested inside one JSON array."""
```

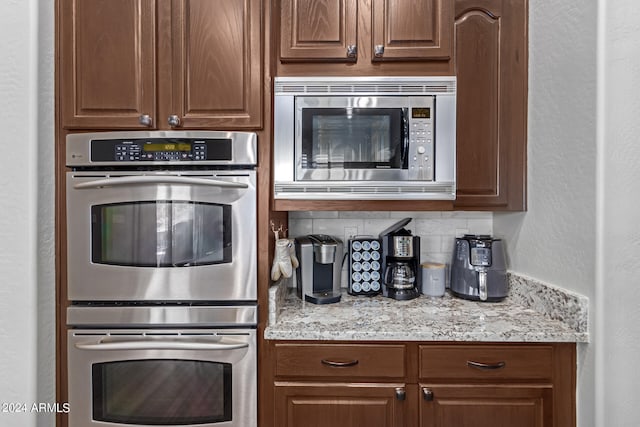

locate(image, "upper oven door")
[[66, 170, 256, 302], [295, 96, 412, 181]]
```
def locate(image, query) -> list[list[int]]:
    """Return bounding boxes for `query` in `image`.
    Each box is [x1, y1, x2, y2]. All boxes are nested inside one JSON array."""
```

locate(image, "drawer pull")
[[320, 359, 359, 368], [467, 360, 506, 370]]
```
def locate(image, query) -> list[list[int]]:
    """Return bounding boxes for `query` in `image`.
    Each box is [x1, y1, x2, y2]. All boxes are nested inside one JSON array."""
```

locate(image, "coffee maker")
[[380, 218, 421, 300], [294, 235, 343, 304], [450, 234, 508, 302]]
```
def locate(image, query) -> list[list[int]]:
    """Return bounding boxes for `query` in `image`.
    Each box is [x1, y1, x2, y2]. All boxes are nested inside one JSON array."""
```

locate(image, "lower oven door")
[[67, 329, 256, 427]]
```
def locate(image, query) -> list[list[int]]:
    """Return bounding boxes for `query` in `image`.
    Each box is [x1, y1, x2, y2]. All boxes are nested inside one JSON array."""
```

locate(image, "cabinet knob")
[[395, 387, 406, 401], [168, 115, 181, 127], [138, 114, 152, 127], [422, 387, 434, 401], [374, 44, 385, 57], [346, 45, 357, 58]]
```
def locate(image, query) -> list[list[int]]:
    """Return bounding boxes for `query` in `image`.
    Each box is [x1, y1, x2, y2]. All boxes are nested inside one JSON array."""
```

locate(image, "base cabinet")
[[419, 385, 552, 427], [267, 342, 575, 427], [274, 383, 406, 427]]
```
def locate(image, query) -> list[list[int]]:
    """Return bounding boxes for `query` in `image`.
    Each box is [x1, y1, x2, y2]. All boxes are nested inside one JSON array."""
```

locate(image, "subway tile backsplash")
[[288, 211, 493, 266]]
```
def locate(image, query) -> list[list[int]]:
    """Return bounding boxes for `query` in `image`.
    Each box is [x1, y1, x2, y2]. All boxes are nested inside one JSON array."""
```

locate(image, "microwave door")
[[296, 106, 407, 181]]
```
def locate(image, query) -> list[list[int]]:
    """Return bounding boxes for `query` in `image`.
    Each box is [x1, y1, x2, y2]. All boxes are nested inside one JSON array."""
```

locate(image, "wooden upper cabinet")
[[166, 0, 262, 128], [371, 0, 453, 61], [453, 0, 527, 210], [60, 0, 157, 129], [280, 0, 358, 61], [278, 0, 453, 67], [60, 0, 262, 130]]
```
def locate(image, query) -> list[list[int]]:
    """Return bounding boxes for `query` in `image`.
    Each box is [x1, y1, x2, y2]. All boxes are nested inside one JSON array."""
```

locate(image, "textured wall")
[[0, 1, 55, 426], [597, 0, 640, 424], [493, 0, 599, 425]]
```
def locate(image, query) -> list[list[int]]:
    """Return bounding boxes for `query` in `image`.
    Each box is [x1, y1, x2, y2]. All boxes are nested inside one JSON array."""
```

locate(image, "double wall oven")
[[65, 131, 258, 427]]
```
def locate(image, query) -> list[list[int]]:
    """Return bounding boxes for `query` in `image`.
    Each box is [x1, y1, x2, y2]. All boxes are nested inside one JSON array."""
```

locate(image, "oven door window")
[[300, 108, 406, 172], [91, 201, 231, 267], [92, 359, 232, 425]]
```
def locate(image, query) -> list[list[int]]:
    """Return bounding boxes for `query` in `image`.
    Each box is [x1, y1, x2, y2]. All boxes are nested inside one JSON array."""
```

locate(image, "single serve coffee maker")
[[294, 235, 343, 304], [380, 218, 421, 300]]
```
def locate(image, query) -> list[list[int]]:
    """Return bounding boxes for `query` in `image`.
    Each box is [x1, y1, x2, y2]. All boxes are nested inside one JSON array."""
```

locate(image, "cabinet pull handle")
[[467, 360, 506, 370], [374, 44, 385, 57], [168, 114, 181, 127], [422, 387, 434, 401], [138, 114, 152, 127], [320, 359, 359, 368], [395, 387, 406, 401], [346, 45, 357, 58]]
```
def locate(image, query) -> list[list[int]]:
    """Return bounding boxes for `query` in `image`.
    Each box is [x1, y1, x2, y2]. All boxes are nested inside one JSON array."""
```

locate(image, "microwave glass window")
[[301, 108, 405, 169], [91, 201, 231, 267], [92, 359, 232, 425]]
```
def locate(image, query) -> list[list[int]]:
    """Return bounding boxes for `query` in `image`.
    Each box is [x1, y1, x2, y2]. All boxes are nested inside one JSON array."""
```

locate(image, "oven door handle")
[[75, 339, 249, 351], [73, 176, 249, 189]]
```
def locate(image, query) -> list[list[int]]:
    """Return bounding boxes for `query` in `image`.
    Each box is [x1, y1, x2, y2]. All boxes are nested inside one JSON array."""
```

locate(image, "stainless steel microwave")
[[273, 76, 456, 200]]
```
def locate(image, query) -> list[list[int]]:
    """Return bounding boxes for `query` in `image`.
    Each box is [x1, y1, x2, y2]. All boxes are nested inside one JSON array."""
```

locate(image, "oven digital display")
[[143, 142, 192, 152], [411, 108, 431, 119]]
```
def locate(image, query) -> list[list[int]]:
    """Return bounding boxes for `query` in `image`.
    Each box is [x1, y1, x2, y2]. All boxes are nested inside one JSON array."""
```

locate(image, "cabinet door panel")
[[280, 0, 358, 61], [170, 0, 262, 128], [371, 0, 453, 60], [453, 0, 527, 209], [60, 0, 156, 129], [275, 382, 405, 427], [420, 385, 552, 427]]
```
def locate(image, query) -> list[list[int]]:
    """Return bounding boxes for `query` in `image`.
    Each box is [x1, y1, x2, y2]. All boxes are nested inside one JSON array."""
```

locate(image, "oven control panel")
[[67, 131, 258, 167], [89, 138, 232, 163]]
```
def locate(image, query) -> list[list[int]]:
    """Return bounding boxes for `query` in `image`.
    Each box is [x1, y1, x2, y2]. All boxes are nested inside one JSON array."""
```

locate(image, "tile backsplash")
[[288, 211, 493, 266]]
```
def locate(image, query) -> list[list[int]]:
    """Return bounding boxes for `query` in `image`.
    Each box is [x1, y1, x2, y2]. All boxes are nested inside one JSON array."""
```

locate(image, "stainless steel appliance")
[[67, 306, 256, 427], [65, 131, 258, 426], [294, 235, 343, 304], [450, 234, 508, 302], [273, 76, 457, 200], [380, 218, 421, 300], [66, 131, 257, 302]]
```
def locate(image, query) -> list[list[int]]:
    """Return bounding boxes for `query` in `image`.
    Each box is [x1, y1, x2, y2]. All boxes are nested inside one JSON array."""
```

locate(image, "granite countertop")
[[264, 273, 589, 343]]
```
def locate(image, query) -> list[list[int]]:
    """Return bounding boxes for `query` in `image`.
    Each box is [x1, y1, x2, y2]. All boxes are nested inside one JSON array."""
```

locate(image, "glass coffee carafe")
[[384, 261, 416, 290]]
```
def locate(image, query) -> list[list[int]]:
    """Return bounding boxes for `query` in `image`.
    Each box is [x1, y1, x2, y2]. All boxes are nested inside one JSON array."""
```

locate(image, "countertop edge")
[[266, 273, 590, 343]]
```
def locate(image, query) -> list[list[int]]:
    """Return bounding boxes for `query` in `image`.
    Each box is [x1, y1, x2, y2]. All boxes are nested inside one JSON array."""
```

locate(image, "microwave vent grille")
[[275, 78, 456, 95], [274, 183, 455, 199]]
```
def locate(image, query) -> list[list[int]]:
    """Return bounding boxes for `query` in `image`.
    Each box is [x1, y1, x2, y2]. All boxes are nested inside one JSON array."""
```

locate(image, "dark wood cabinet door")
[[279, 0, 358, 61], [419, 385, 553, 427], [453, 0, 527, 210], [371, 0, 453, 60], [274, 382, 406, 427], [167, 0, 262, 129], [60, 0, 157, 129]]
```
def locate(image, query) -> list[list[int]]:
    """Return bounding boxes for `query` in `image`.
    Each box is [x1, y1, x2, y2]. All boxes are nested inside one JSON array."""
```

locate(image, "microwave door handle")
[[73, 176, 249, 190], [401, 108, 409, 168], [75, 339, 249, 352]]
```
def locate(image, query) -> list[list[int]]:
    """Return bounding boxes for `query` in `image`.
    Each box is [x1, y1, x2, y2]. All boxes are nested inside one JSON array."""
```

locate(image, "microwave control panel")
[[407, 97, 435, 181]]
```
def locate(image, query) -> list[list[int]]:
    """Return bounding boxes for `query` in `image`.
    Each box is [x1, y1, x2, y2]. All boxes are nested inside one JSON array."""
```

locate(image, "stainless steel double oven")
[[65, 131, 258, 427]]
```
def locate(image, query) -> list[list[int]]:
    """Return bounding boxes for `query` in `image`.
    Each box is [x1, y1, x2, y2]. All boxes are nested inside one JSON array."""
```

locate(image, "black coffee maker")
[[380, 218, 421, 300]]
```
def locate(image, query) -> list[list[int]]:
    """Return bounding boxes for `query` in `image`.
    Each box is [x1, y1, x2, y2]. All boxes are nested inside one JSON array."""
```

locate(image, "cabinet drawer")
[[275, 344, 406, 378], [419, 344, 553, 381]]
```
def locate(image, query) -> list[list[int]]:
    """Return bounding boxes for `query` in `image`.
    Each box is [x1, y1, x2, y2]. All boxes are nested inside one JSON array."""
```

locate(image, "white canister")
[[421, 262, 446, 297]]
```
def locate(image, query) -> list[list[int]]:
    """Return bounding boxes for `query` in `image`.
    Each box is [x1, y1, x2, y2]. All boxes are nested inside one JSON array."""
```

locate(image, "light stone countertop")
[[264, 273, 589, 343]]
